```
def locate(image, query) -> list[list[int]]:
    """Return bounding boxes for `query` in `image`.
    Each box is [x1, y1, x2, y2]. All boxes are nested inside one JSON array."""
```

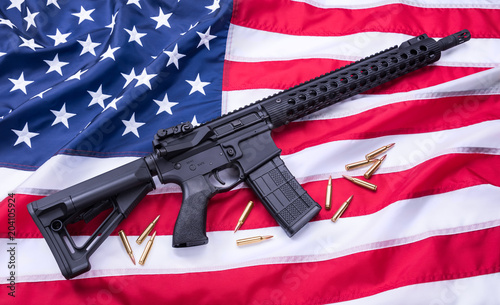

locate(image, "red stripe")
[[10, 226, 500, 304], [223, 59, 487, 92], [232, 0, 500, 38], [5, 153, 499, 238], [273, 94, 500, 155]]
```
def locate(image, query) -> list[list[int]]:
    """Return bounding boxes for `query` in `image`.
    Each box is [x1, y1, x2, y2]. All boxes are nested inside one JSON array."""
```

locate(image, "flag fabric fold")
[[1, 0, 499, 304]]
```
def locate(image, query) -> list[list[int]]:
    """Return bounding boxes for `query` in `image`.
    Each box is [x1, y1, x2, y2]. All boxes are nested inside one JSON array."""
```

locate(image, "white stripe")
[[13, 120, 500, 195], [7, 184, 500, 282], [334, 273, 500, 305], [0, 167, 32, 199], [226, 25, 500, 67], [283, 120, 500, 183], [13, 155, 140, 194], [222, 66, 500, 115], [292, 0, 500, 9]]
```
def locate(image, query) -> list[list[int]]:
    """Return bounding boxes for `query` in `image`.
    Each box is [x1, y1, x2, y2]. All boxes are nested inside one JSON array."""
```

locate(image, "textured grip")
[[247, 156, 321, 237], [173, 176, 213, 247]]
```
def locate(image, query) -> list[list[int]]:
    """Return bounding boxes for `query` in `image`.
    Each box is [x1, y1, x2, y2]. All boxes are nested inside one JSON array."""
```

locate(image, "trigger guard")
[[214, 170, 226, 185], [209, 164, 243, 191]]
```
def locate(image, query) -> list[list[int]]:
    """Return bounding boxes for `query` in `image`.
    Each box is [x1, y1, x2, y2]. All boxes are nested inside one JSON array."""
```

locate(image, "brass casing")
[[345, 159, 373, 171], [137, 215, 160, 245], [331, 195, 353, 222], [234, 201, 254, 232], [119, 230, 136, 265], [343, 175, 377, 191], [365, 143, 394, 160], [364, 155, 386, 179], [325, 176, 332, 210], [139, 231, 156, 265], [236, 235, 273, 246], [119, 230, 133, 254]]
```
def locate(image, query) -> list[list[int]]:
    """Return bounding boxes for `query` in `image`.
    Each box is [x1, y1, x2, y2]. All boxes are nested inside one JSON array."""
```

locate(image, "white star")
[[186, 74, 210, 95], [0, 18, 16, 29], [0, 52, 6, 57], [125, 26, 147, 46], [205, 0, 220, 14], [47, 0, 60, 9], [196, 26, 216, 50], [122, 113, 145, 138], [104, 96, 123, 111], [153, 93, 178, 115], [191, 115, 200, 127], [50, 103, 76, 128], [8, 0, 24, 11], [9, 72, 33, 94], [180, 22, 198, 36], [77, 34, 101, 56], [24, 7, 39, 30], [121, 68, 137, 88], [12, 123, 39, 148], [127, 0, 141, 8], [106, 11, 118, 34], [44, 54, 69, 76], [72, 6, 94, 24], [151, 8, 172, 29], [88, 85, 112, 108], [31, 88, 52, 99], [100, 45, 120, 61], [19, 37, 43, 51], [48, 29, 71, 46], [164, 44, 185, 69], [135, 68, 156, 89], [66, 69, 87, 81]]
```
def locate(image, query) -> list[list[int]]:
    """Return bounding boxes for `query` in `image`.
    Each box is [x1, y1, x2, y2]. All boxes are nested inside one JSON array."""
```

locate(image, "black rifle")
[[27, 30, 471, 279]]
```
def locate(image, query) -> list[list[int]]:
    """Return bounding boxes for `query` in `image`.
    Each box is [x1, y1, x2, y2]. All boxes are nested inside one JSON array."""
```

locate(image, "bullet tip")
[[387, 143, 395, 148], [379, 154, 387, 161], [347, 195, 354, 202], [151, 231, 157, 239], [234, 221, 243, 233], [130, 254, 136, 265], [263, 235, 273, 240], [342, 175, 353, 181]]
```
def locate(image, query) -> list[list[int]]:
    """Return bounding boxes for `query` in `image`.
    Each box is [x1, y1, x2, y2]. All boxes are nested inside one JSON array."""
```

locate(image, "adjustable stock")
[[27, 158, 155, 279]]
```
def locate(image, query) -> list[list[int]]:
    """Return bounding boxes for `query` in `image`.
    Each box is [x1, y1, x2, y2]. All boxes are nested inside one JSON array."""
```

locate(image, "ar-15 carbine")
[[28, 30, 471, 279]]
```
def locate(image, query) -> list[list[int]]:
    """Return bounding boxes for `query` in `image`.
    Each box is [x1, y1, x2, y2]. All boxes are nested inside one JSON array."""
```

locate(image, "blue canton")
[[0, 0, 231, 170]]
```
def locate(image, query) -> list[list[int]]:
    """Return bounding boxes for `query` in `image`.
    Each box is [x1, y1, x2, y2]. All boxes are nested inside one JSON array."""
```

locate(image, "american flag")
[[1, 0, 500, 303]]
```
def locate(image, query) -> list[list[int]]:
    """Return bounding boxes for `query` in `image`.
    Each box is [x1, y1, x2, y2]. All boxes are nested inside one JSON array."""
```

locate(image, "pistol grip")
[[247, 156, 321, 237], [172, 176, 213, 247]]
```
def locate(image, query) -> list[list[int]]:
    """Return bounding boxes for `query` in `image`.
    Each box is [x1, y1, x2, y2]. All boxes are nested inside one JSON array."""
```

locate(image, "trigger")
[[214, 170, 226, 185]]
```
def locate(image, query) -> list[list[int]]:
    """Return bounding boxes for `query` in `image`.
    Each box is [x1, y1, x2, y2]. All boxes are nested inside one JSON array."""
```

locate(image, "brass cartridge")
[[345, 159, 374, 171], [234, 201, 254, 233], [331, 195, 353, 222], [118, 230, 136, 265], [365, 143, 395, 160], [342, 175, 377, 192], [137, 215, 160, 245], [236, 235, 273, 246], [139, 231, 157, 265], [364, 155, 387, 179], [325, 176, 332, 210]]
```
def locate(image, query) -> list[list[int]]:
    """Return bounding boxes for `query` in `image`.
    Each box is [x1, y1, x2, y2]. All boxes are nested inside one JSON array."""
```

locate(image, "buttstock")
[[27, 158, 155, 279]]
